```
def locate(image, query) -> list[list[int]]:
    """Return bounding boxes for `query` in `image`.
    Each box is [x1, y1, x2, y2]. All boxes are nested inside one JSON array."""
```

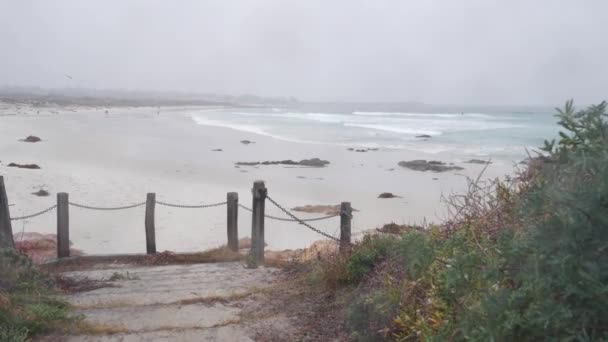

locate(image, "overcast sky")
[[1, 0, 607, 105]]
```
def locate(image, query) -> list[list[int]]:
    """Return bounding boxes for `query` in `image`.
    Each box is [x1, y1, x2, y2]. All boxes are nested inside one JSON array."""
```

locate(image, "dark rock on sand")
[[376, 223, 424, 235], [415, 134, 432, 138], [8, 163, 41, 169], [378, 192, 400, 199], [465, 159, 492, 164], [211, 149, 223, 152], [32, 189, 50, 197], [20, 135, 41, 143], [398, 160, 463, 172], [240, 140, 255, 145], [355, 149, 368, 152], [236, 158, 329, 168], [299, 158, 330, 167]]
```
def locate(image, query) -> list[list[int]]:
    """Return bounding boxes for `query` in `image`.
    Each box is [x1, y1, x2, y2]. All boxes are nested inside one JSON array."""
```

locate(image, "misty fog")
[[1, 0, 607, 105]]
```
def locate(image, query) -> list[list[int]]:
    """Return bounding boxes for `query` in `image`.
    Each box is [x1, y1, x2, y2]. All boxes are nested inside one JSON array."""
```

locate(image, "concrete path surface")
[[43, 262, 293, 341]]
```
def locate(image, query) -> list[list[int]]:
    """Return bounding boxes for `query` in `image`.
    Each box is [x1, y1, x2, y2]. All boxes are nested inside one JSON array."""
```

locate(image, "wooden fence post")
[[340, 201, 352, 252], [227, 192, 239, 251], [145, 193, 156, 254], [251, 181, 267, 263], [57, 192, 70, 258], [0, 176, 15, 249]]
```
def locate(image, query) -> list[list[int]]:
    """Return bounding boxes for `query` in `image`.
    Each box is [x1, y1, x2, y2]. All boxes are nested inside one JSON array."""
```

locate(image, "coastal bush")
[[0, 248, 74, 340], [345, 235, 396, 283], [318, 100, 608, 341]]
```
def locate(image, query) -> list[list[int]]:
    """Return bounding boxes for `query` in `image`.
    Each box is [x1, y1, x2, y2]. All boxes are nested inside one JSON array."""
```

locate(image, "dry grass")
[[67, 321, 130, 335], [173, 290, 256, 306], [41, 247, 244, 273], [440, 160, 533, 238]]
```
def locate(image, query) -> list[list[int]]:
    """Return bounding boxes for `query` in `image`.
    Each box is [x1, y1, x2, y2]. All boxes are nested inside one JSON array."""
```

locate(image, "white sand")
[[0, 103, 515, 254]]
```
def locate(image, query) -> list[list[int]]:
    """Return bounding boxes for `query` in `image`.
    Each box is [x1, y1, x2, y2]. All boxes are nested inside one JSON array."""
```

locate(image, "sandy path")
[[43, 262, 294, 341]]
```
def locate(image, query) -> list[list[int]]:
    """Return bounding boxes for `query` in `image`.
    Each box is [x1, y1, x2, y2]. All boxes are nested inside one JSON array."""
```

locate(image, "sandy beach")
[[0, 102, 515, 254]]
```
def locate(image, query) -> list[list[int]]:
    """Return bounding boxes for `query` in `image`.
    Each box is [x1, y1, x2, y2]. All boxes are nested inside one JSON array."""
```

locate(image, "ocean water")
[[190, 104, 559, 163]]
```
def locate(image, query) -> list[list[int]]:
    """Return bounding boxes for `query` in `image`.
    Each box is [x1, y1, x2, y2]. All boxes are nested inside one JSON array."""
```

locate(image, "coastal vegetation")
[[302, 100, 608, 341], [0, 248, 74, 341]]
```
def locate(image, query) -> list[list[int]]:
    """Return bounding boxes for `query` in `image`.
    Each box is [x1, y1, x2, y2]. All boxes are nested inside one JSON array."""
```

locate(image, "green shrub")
[[348, 287, 403, 342], [346, 235, 397, 283], [339, 100, 608, 341], [0, 248, 74, 340], [451, 101, 608, 341]]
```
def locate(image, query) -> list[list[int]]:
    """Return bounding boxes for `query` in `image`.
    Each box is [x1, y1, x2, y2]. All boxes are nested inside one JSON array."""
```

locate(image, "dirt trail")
[[42, 262, 297, 341]]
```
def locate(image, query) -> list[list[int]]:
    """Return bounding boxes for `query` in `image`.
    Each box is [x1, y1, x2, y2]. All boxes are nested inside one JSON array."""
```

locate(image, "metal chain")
[[156, 201, 227, 209], [238, 204, 253, 212], [238, 204, 338, 222], [10, 205, 57, 221], [265, 195, 341, 242], [69, 201, 146, 211]]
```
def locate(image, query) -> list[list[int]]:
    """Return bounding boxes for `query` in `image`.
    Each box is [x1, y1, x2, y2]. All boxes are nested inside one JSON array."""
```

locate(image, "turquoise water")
[[190, 104, 559, 162]]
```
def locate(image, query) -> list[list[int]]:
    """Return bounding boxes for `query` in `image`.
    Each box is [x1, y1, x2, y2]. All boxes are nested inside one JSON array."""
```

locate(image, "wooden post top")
[[252, 180, 267, 199], [341, 202, 352, 216]]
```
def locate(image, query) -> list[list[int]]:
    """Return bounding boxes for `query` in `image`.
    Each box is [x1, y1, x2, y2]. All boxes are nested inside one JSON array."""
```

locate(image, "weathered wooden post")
[[57, 192, 70, 258], [227, 192, 239, 251], [145, 193, 156, 254], [0, 176, 15, 249], [251, 181, 267, 263], [340, 201, 352, 252]]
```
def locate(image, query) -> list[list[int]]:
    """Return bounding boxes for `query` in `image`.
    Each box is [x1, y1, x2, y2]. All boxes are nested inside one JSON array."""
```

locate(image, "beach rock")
[[415, 134, 432, 138], [32, 189, 50, 197], [291, 205, 341, 215], [8, 163, 41, 169], [355, 149, 368, 152], [211, 148, 223, 152], [398, 160, 463, 172], [347, 148, 354, 151], [465, 159, 492, 164], [378, 192, 400, 199], [20, 135, 41, 143], [376, 223, 424, 235], [291, 204, 358, 215], [299, 158, 330, 167], [236, 158, 329, 168], [240, 140, 255, 145]]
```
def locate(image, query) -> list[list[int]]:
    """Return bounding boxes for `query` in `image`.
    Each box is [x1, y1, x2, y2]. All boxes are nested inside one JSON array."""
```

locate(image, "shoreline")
[[1, 102, 518, 254]]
